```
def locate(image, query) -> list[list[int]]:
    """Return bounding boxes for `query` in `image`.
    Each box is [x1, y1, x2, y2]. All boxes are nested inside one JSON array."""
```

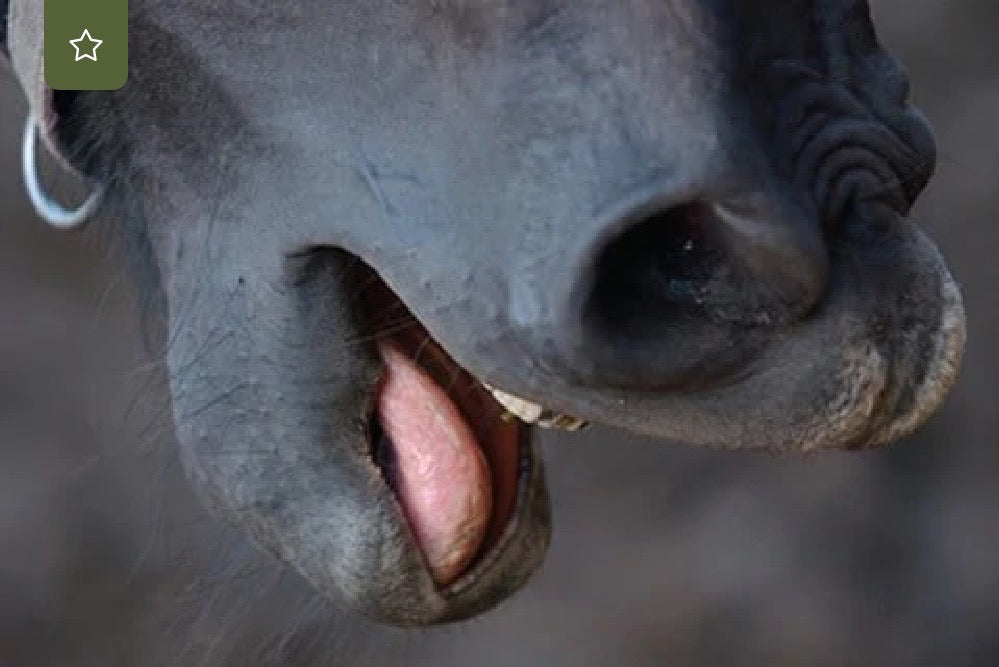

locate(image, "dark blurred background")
[[1, 1, 997, 665]]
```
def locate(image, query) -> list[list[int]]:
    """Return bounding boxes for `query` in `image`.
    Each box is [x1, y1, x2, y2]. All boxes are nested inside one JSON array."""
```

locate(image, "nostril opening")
[[584, 201, 727, 340], [568, 191, 830, 390]]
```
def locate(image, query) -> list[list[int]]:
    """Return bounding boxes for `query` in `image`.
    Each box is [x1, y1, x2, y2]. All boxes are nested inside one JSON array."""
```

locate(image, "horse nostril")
[[563, 200, 746, 391], [584, 190, 827, 333], [585, 201, 725, 338], [561, 190, 829, 391]]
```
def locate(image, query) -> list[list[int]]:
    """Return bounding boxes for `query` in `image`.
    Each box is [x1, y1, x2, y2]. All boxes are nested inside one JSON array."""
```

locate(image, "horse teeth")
[[484, 385, 590, 432], [485, 385, 543, 422], [537, 412, 591, 432]]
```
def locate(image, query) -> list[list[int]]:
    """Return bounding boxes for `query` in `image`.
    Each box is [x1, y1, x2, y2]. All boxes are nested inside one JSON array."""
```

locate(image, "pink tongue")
[[376, 342, 493, 586]]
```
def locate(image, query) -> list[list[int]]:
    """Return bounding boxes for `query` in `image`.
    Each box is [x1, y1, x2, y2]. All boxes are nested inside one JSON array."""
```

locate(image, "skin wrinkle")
[[5, 0, 965, 628]]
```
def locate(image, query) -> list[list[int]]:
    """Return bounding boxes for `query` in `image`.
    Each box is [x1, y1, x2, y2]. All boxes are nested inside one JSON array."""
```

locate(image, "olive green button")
[[44, 0, 128, 90]]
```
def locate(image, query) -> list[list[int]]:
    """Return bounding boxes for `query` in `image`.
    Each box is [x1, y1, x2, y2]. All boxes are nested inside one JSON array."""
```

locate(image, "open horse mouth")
[[362, 275, 584, 588]]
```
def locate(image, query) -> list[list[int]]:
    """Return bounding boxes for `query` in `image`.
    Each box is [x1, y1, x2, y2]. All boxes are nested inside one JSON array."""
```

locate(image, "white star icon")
[[69, 29, 103, 62]]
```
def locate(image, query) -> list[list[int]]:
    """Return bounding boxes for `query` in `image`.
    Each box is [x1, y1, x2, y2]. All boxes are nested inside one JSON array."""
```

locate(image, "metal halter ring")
[[21, 113, 104, 229]]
